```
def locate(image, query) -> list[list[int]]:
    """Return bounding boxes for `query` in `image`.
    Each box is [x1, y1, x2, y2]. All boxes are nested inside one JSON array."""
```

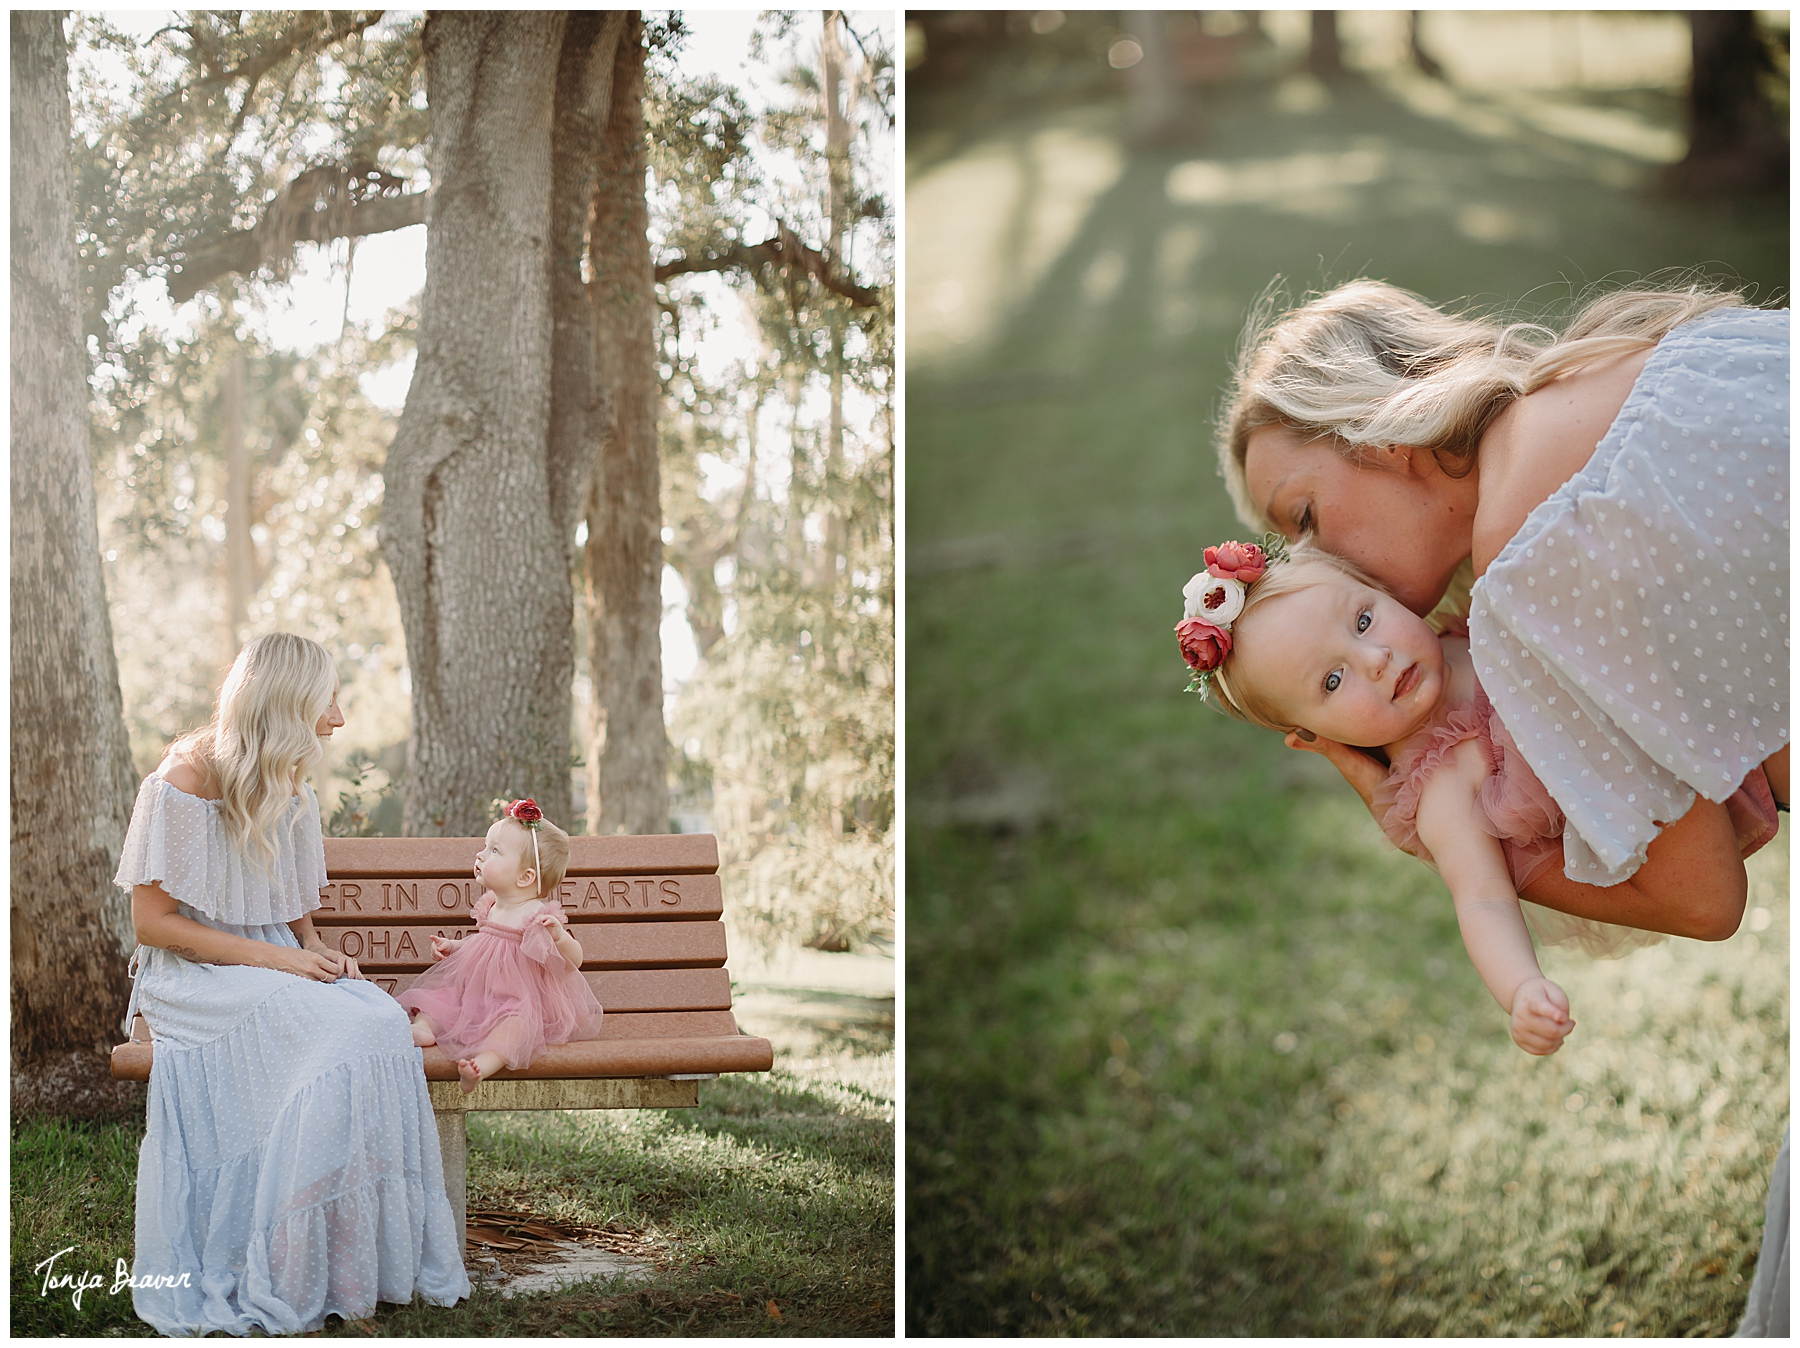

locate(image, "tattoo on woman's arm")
[[167, 944, 203, 961]]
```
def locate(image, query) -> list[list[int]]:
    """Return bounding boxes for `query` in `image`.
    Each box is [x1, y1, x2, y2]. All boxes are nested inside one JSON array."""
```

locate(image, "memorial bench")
[[111, 833, 774, 1248]]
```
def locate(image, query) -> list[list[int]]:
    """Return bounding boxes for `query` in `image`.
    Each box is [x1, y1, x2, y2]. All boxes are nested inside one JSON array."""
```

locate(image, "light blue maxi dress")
[[116, 773, 470, 1336]]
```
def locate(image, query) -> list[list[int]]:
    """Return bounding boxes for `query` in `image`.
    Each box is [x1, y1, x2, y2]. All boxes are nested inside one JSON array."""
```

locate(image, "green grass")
[[905, 47, 1787, 1338], [12, 1052, 893, 1337]]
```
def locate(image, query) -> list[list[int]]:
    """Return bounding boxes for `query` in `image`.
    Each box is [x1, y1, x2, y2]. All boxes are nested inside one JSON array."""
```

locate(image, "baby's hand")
[[1509, 977, 1574, 1056], [429, 933, 456, 962], [530, 911, 562, 932]]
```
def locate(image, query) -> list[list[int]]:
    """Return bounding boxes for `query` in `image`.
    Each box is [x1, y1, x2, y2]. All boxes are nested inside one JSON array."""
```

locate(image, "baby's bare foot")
[[456, 1058, 483, 1094], [411, 1021, 436, 1047]]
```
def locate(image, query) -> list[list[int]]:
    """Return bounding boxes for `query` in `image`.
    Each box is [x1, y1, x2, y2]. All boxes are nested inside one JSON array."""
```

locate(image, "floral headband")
[[502, 798, 544, 889], [1175, 533, 1288, 699]]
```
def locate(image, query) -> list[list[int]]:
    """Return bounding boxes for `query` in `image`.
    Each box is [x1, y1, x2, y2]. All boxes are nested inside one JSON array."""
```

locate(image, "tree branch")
[[166, 190, 428, 303], [655, 225, 884, 309]]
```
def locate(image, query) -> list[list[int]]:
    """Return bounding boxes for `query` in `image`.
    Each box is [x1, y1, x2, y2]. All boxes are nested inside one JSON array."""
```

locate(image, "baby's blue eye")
[[1324, 671, 1342, 693], [1357, 609, 1372, 633]]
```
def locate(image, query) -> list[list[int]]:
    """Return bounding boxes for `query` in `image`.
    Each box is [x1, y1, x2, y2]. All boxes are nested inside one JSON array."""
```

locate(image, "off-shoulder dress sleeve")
[[113, 774, 325, 926]]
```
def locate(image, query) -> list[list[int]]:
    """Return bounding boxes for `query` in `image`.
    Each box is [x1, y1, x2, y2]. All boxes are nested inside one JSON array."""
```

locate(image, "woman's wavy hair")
[[1207, 541, 1391, 736], [1216, 275, 1751, 531], [170, 633, 337, 871]]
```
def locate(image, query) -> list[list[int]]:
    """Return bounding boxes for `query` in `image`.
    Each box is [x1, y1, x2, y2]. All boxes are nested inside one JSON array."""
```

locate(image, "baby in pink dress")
[[1176, 539, 1775, 1057], [400, 799, 603, 1092]]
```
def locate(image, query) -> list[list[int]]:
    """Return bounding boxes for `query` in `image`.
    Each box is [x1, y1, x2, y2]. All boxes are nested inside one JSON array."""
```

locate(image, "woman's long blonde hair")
[[1216, 277, 1749, 531], [170, 633, 337, 870]]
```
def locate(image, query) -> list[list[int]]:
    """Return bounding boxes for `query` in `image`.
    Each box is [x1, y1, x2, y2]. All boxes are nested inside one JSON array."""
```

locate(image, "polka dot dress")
[[1470, 306, 1789, 885], [114, 776, 471, 1335]]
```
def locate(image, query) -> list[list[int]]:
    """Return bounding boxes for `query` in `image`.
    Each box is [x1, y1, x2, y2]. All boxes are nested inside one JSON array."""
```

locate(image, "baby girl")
[[400, 799, 603, 1091], [1176, 538, 1773, 1055]]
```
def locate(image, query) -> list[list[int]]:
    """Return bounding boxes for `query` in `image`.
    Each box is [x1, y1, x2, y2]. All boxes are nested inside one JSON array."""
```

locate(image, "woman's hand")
[[1509, 977, 1574, 1056], [1285, 729, 1386, 802], [261, 944, 345, 982], [300, 935, 362, 980]]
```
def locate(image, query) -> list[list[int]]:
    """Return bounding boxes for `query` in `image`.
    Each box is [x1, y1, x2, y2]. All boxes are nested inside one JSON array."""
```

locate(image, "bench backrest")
[[315, 834, 742, 1039]]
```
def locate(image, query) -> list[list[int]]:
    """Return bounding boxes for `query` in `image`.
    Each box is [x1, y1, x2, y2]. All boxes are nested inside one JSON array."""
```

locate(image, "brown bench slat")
[[418, 1035, 772, 1080], [315, 873, 724, 922], [110, 1024, 771, 1085], [324, 833, 719, 878], [316, 920, 728, 971], [371, 966, 732, 1013]]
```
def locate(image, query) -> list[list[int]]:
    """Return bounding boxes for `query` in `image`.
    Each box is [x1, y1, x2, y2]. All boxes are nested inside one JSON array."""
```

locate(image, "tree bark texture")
[[11, 11, 141, 1075], [547, 11, 628, 558], [584, 17, 668, 836], [382, 11, 577, 834]]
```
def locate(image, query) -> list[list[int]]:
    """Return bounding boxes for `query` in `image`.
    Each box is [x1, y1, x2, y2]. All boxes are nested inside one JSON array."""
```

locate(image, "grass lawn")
[[13, 1011, 893, 1336], [905, 33, 1787, 1337]]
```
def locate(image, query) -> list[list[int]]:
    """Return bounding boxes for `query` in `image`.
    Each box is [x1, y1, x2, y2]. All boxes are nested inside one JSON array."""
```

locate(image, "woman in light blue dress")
[[117, 632, 469, 1335], [1216, 279, 1788, 1335]]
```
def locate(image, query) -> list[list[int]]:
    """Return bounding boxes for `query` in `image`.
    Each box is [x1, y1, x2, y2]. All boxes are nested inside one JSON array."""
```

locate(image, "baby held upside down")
[[1177, 538, 1771, 1056]]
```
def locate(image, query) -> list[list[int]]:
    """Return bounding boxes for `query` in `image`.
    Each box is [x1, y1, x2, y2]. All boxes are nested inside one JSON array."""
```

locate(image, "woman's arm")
[[1289, 731, 1750, 939], [1516, 795, 1746, 941], [134, 883, 342, 981], [1415, 743, 1574, 1056]]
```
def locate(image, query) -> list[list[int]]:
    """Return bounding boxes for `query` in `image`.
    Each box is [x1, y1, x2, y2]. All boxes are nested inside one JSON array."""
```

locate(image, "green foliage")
[[71, 13, 421, 787], [68, 10, 424, 360], [656, 16, 895, 952]]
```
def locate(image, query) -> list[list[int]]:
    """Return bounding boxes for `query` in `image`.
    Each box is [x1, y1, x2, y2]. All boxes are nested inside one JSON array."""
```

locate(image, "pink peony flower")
[[1204, 540, 1268, 584], [1176, 617, 1231, 673]]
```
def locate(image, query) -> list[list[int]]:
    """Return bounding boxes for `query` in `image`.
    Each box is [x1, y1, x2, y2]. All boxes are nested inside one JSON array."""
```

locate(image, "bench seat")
[[111, 831, 772, 1249]]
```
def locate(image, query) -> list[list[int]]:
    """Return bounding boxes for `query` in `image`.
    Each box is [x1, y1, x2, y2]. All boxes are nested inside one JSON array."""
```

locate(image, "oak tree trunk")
[[584, 17, 668, 836], [382, 11, 578, 834], [11, 9, 142, 1113]]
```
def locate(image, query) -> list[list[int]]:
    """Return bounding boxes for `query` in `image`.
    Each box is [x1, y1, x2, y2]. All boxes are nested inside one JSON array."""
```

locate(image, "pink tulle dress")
[[1372, 676, 1780, 958], [397, 893, 603, 1068]]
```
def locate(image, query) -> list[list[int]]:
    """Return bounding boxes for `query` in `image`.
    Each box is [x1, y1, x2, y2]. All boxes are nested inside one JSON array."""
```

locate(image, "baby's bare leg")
[[410, 1012, 438, 1047], [455, 1050, 506, 1094]]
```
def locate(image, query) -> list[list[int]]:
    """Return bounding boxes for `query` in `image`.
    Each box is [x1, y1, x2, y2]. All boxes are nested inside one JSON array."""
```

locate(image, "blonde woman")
[[1217, 283, 1789, 1339], [1218, 280, 1788, 936], [117, 633, 468, 1335]]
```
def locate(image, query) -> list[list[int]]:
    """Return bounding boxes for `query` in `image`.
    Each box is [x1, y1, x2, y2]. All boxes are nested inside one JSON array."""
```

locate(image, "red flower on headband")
[[1176, 617, 1231, 673], [506, 798, 544, 824], [1204, 541, 1268, 584]]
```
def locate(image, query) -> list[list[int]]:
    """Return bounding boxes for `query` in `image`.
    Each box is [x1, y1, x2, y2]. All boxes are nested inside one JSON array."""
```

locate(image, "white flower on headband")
[[1186, 572, 1246, 627]]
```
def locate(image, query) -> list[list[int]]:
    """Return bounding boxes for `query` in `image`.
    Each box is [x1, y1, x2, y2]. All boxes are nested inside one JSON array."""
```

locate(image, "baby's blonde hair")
[[170, 632, 337, 871], [1207, 542, 1391, 734], [502, 814, 571, 899], [1216, 277, 1747, 531]]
